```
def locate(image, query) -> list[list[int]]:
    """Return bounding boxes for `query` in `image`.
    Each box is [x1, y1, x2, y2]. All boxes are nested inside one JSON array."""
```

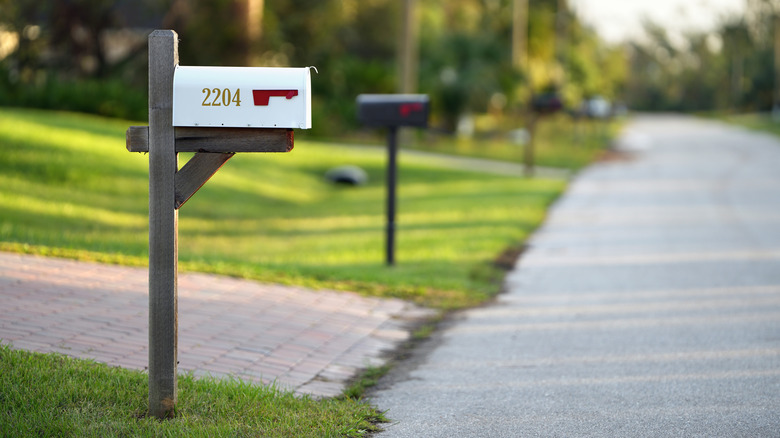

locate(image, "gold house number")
[[201, 88, 241, 107]]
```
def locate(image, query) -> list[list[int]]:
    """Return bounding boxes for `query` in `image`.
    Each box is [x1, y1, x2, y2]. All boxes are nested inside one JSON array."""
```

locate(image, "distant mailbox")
[[531, 93, 563, 115], [356, 93, 430, 266], [357, 94, 429, 128], [173, 66, 312, 129]]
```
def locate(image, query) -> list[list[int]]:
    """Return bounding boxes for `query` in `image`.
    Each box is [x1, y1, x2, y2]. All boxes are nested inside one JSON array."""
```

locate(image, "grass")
[[715, 112, 780, 137], [0, 107, 568, 310], [339, 365, 393, 401], [0, 107, 614, 435], [0, 345, 384, 437], [389, 113, 622, 170]]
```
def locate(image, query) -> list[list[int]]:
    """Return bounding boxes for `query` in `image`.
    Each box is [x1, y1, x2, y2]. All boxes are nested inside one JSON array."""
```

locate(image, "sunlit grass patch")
[[401, 113, 622, 170], [0, 107, 567, 309], [0, 345, 384, 437]]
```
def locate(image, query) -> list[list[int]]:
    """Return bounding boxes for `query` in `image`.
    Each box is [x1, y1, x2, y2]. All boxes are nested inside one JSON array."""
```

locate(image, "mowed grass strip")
[[0, 107, 565, 309], [718, 112, 780, 137], [402, 114, 621, 170], [0, 345, 384, 437]]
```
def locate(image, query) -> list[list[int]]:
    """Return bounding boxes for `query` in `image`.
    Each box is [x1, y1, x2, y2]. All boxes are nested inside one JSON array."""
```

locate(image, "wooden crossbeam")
[[126, 126, 294, 153]]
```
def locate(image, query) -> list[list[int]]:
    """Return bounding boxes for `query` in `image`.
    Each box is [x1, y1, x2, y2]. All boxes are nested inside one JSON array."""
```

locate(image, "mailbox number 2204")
[[201, 88, 241, 107]]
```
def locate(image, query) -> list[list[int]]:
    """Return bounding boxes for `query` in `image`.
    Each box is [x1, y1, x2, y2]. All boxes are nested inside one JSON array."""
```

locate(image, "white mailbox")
[[172, 66, 312, 129]]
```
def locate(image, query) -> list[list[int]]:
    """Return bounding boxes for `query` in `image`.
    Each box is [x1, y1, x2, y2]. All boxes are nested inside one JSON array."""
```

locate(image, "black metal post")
[[386, 126, 398, 266]]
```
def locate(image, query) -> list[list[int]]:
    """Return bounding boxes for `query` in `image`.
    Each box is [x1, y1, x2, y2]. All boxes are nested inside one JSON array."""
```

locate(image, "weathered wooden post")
[[525, 92, 563, 177], [356, 94, 429, 266], [126, 30, 312, 419], [147, 29, 179, 419]]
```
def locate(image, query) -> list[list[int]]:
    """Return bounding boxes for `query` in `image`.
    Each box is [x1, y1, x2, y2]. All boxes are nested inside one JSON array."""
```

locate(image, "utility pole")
[[398, 0, 419, 94], [397, 0, 419, 155], [513, 0, 536, 176], [556, 0, 568, 88], [512, 0, 528, 71], [238, 0, 264, 65]]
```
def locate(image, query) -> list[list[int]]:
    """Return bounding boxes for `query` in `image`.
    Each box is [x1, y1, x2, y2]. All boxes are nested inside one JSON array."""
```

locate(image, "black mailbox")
[[357, 94, 430, 128], [531, 93, 563, 115], [356, 93, 430, 266]]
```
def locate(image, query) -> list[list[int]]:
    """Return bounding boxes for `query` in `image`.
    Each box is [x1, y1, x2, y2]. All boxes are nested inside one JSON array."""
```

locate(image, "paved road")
[[370, 115, 780, 437], [0, 253, 433, 397]]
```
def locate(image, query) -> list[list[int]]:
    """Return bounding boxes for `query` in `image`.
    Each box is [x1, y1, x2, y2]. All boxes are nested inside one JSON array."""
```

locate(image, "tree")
[[0, 0, 50, 80], [625, 2, 778, 113], [0, 0, 630, 126]]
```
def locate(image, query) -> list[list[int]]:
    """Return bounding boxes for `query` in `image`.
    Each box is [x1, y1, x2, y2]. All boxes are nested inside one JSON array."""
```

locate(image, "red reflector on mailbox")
[[173, 66, 312, 128], [357, 94, 429, 128]]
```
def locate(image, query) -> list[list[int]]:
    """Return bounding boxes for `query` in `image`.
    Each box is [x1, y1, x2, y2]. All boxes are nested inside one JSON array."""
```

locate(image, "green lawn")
[[0, 107, 566, 309], [716, 112, 780, 137], [0, 107, 614, 435], [395, 113, 621, 170], [0, 345, 383, 437]]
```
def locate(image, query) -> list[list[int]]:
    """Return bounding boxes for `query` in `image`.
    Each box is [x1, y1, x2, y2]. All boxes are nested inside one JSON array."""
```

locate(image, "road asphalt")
[[369, 114, 780, 437]]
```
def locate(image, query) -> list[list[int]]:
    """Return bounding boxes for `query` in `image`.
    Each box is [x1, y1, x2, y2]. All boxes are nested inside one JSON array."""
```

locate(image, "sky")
[[568, 0, 746, 44]]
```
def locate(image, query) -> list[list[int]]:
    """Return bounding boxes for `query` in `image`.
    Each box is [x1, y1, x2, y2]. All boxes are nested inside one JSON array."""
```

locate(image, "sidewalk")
[[370, 115, 780, 437], [0, 252, 434, 397]]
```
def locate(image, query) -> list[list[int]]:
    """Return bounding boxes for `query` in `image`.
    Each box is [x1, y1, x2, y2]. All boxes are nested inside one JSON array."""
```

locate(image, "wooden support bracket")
[[175, 152, 234, 209]]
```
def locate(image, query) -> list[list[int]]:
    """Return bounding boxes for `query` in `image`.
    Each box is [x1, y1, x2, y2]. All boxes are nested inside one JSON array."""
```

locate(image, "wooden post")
[[512, 0, 528, 71], [398, 0, 418, 146], [524, 112, 537, 177], [555, 0, 568, 88], [774, 15, 780, 112], [147, 29, 179, 419], [124, 30, 300, 419], [514, 0, 533, 176], [398, 0, 418, 94]]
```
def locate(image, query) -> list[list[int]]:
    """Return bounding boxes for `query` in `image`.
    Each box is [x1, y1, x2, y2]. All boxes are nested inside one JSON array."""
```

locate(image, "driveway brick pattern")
[[0, 252, 433, 397]]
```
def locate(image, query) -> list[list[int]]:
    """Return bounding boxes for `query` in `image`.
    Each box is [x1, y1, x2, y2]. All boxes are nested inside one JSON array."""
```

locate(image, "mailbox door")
[[173, 66, 312, 129]]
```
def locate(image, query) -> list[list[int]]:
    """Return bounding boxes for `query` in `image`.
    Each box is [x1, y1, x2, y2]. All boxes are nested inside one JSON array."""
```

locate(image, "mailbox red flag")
[[252, 89, 299, 106], [399, 102, 424, 117]]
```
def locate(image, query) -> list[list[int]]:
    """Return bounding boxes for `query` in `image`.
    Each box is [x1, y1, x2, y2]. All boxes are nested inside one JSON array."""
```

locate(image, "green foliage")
[[176, 0, 250, 66], [627, 1, 780, 112], [339, 365, 392, 401], [405, 112, 622, 170], [0, 108, 566, 310], [420, 30, 521, 131], [262, 0, 400, 135], [0, 345, 385, 437], [717, 112, 780, 137], [0, 0, 150, 118], [0, 70, 147, 120], [0, 0, 628, 131]]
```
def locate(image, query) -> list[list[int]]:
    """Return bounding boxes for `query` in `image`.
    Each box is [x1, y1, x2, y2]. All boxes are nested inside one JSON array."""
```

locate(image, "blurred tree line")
[[627, 0, 780, 112], [0, 0, 627, 133]]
